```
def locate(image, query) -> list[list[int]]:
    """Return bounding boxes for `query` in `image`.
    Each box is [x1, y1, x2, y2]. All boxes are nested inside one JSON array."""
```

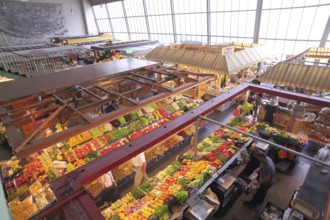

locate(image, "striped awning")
[[145, 46, 272, 74], [225, 46, 273, 72], [260, 63, 330, 92], [305, 47, 330, 59]]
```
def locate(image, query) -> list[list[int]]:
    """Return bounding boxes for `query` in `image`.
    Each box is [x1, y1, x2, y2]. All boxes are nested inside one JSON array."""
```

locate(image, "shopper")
[[264, 99, 277, 125], [132, 152, 148, 187], [244, 151, 275, 207], [98, 170, 119, 206], [105, 100, 119, 113]]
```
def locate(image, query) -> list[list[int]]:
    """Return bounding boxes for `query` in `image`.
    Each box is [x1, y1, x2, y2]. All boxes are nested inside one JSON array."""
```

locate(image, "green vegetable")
[[227, 116, 244, 127], [178, 178, 189, 186], [140, 117, 149, 126], [130, 111, 138, 120], [109, 215, 120, 220], [12, 165, 22, 173], [154, 205, 170, 218], [117, 116, 126, 125], [255, 122, 269, 131], [239, 102, 254, 115], [187, 179, 203, 188], [184, 154, 194, 160], [173, 191, 189, 205]]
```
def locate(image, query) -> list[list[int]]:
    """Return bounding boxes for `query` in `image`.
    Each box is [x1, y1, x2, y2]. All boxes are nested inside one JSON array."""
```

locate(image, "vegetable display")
[[0, 96, 201, 220]]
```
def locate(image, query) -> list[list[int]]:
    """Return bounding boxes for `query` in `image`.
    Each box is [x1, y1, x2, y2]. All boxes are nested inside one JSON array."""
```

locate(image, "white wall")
[[82, 0, 99, 35], [0, 0, 96, 46], [22, 0, 88, 36]]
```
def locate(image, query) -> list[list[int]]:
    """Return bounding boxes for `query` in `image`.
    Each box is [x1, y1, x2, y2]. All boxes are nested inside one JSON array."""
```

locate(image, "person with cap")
[[244, 151, 275, 207], [132, 152, 148, 187], [264, 99, 277, 125]]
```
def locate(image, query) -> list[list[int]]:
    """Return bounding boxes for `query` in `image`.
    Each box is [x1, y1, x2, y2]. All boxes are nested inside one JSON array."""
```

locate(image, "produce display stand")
[[22, 83, 329, 219], [0, 58, 214, 219], [1, 79, 329, 219], [91, 40, 159, 52], [92, 40, 160, 62], [57, 34, 113, 46]]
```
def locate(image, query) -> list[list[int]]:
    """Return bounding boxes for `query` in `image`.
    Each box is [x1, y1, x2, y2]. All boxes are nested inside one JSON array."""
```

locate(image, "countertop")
[[295, 158, 330, 219]]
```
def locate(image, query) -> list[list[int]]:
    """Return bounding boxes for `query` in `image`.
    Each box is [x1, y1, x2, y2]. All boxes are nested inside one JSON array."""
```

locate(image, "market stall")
[[1, 81, 328, 220], [0, 58, 215, 219], [92, 40, 161, 62], [145, 44, 273, 101], [0, 45, 94, 77]]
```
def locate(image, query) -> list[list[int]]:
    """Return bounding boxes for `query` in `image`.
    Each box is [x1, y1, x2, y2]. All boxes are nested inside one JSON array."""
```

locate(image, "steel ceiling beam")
[[125, 76, 173, 92], [77, 86, 102, 100], [15, 106, 65, 153], [95, 86, 139, 105], [15, 76, 211, 158], [52, 94, 92, 123], [129, 72, 158, 82]]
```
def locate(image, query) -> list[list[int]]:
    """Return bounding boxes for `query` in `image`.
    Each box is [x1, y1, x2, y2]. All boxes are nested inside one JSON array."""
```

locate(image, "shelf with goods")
[[0, 95, 202, 220], [0, 60, 214, 220], [100, 122, 252, 220], [1, 83, 325, 220]]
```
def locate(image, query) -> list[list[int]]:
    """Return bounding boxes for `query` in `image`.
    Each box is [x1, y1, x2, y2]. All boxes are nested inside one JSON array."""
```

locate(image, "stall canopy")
[[260, 62, 330, 92], [145, 46, 272, 74]]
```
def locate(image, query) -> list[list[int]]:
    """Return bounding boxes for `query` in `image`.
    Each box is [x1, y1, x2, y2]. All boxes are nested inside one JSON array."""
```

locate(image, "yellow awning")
[[260, 63, 330, 92], [145, 46, 273, 74], [225, 46, 273, 72]]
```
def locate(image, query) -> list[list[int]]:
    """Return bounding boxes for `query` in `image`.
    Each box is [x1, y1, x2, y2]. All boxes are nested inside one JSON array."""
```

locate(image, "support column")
[[253, 0, 263, 44], [142, 0, 151, 40], [121, 1, 131, 40], [104, 2, 115, 36], [207, 0, 211, 44], [170, 0, 177, 43], [319, 15, 330, 48]]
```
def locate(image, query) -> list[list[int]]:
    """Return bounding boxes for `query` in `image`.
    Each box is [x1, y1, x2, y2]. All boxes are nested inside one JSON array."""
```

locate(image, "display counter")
[[291, 158, 330, 220]]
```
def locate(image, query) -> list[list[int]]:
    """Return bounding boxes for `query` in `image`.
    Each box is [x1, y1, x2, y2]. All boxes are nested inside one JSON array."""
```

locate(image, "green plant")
[[239, 102, 254, 115]]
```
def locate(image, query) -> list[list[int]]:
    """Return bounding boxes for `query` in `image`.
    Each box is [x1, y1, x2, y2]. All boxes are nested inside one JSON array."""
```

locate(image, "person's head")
[[111, 100, 118, 107], [269, 99, 277, 106], [255, 151, 267, 163]]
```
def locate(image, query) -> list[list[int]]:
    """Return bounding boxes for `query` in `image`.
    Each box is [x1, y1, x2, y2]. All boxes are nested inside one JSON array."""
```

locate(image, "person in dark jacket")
[[264, 99, 277, 125], [105, 100, 119, 113], [244, 151, 275, 206]]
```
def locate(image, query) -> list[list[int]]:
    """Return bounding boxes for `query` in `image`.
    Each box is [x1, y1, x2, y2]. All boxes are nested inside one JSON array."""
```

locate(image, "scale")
[[255, 141, 269, 152], [185, 188, 215, 220]]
